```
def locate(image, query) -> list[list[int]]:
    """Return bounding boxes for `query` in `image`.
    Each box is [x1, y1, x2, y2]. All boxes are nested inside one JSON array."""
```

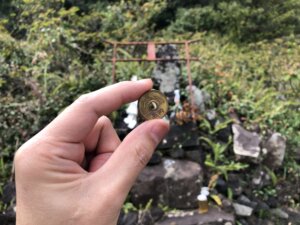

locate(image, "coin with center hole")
[[138, 90, 168, 121]]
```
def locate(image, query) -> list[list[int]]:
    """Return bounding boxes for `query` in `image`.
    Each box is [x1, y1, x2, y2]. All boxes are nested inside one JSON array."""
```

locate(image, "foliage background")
[[0, 0, 299, 212]]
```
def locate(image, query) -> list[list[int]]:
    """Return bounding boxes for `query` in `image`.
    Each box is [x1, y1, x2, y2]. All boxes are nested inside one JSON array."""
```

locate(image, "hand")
[[14, 79, 169, 225]]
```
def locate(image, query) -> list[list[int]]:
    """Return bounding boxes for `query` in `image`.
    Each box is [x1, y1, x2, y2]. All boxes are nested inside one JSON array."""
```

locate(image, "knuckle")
[[14, 147, 26, 165], [75, 93, 91, 105], [14, 139, 35, 163], [100, 116, 111, 126], [14, 138, 48, 173], [14, 145, 33, 173]]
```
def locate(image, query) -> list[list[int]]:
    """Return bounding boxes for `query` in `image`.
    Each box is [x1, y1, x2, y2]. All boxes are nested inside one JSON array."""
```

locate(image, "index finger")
[[41, 79, 153, 142]]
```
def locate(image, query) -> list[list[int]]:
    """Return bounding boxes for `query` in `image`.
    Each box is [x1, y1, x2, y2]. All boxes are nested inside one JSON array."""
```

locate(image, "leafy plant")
[[201, 137, 248, 179], [1, 0, 300, 216], [253, 186, 277, 201], [199, 118, 233, 135], [122, 202, 137, 214]]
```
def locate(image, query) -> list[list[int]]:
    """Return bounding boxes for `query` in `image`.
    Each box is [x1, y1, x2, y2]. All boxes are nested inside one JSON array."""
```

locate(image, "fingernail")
[[137, 79, 152, 85], [150, 120, 170, 144]]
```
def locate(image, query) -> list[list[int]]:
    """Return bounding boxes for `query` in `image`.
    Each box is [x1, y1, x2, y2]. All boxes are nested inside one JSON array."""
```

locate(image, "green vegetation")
[[1, 0, 299, 215], [201, 136, 248, 180]]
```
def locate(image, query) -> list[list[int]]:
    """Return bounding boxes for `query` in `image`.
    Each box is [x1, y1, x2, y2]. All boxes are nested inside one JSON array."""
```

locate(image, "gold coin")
[[138, 90, 168, 120]]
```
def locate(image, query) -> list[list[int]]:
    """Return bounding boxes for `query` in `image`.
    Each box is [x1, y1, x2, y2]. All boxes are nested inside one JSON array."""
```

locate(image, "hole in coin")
[[148, 101, 158, 111]]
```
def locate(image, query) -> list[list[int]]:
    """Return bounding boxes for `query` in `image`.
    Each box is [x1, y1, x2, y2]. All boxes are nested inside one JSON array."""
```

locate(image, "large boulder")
[[131, 158, 203, 209]]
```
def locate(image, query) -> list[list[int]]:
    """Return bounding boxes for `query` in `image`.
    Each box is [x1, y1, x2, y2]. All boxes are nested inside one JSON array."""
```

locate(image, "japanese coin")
[[138, 90, 168, 121]]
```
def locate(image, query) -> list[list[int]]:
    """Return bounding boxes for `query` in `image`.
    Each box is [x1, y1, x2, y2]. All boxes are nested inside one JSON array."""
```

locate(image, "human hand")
[[14, 79, 169, 225]]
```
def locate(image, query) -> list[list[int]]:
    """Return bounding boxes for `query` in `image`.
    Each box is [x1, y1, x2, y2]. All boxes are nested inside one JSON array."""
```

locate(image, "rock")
[[264, 133, 286, 169], [258, 220, 275, 225], [232, 124, 261, 159], [118, 207, 165, 225], [215, 122, 232, 143], [233, 203, 254, 217], [0, 214, 15, 225], [236, 219, 249, 225], [237, 195, 251, 204], [248, 123, 261, 133], [0, 182, 16, 225], [255, 200, 270, 212], [270, 208, 289, 219], [148, 207, 165, 223], [237, 195, 257, 209], [169, 147, 185, 159], [117, 211, 138, 225], [0, 205, 16, 225], [1, 181, 16, 204], [251, 169, 272, 188], [251, 171, 263, 186], [148, 152, 162, 166], [155, 208, 235, 225], [221, 197, 234, 213], [214, 174, 243, 198], [283, 207, 300, 224], [228, 108, 242, 124], [158, 122, 199, 149], [243, 217, 275, 225], [224, 222, 234, 225], [136, 207, 165, 225], [227, 173, 243, 197], [207, 117, 233, 143], [266, 196, 278, 208], [131, 158, 203, 209], [215, 178, 228, 196], [184, 149, 204, 164]]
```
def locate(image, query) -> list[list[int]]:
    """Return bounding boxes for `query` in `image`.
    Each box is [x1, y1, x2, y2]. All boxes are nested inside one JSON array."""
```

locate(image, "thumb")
[[92, 119, 169, 202]]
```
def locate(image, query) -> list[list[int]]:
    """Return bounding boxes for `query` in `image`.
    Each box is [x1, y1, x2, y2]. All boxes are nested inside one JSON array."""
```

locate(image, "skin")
[[14, 79, 169, 225]]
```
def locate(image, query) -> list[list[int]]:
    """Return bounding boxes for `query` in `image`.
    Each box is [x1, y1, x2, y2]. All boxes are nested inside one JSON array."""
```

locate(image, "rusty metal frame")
[[103, 39, 201, 121]]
